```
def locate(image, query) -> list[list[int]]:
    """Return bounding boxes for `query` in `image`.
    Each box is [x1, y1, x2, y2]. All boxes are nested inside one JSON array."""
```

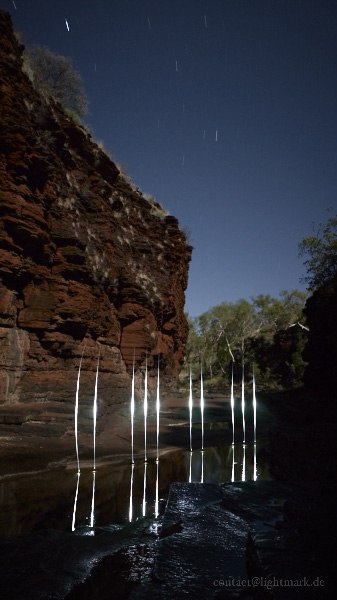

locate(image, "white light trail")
[[241, 362, 245, 444], [93, 346, 100, 471], [155, 460, 159, 518], [144, 356, 148, 462], [90, 470, 96, 531], [242, 444, 246, 481], [131, 353, 135, 463], [253, 366, 257, 444], [230, 362, 235, 445], [231, 446, 235, 482], [142, 461, 147, 516], [200, 367, 204, 450], [65, 19, 70, 32], [75, 349, 84, 472], [71, 471, 80, 532], [189, 367, 193, 452], [156, 356, 160, 461], [253, 443, 257, 481]]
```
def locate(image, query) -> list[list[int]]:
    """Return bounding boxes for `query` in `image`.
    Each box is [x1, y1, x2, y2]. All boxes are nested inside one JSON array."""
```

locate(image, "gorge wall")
[[303, 275, 337, 400], [0, 11, 192, 433]]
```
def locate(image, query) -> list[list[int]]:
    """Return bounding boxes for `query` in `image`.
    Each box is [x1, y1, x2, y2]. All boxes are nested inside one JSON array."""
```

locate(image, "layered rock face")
[[0, 11, 191, 428], [303, 275, 337, 399]]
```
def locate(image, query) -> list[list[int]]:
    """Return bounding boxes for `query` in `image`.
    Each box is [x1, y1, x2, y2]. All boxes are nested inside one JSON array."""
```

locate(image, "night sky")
[[3, 0, 337, 316]]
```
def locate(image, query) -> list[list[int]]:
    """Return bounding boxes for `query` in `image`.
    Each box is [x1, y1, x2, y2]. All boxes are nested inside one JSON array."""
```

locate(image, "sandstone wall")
[[0, 11, 192, 425]]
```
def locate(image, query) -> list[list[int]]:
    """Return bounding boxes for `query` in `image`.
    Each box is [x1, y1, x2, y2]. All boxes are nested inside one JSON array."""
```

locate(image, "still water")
[[0, 442, 270, 537]]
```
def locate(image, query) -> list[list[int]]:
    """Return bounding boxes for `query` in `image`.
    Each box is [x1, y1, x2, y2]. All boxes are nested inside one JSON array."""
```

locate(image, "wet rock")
[[131, 482, 335, 599], [0, 517, 159, 600]]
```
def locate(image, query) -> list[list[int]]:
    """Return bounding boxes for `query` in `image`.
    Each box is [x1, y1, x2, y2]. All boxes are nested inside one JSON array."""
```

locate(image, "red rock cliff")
[[0, 11, 192, 430]]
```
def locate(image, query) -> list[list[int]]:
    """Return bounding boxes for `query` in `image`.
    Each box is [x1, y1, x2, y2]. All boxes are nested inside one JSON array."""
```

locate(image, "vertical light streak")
[[131, 353, 135, 464], [156, 356, 160, 461], [189, 450, 192, 483], [155, 459, 159, 518], [201, 450, 204, 483], [93, 346, 100, 471], [144, 356, 148, 462], [242, 444, 246, 482], [241, 362, 246, 444], [75, 349, 84, 472], [253, 366, 257, 445], [189, 367, 193, 452], [200, 367, 204, 450], [231, 362, 235, 445], [71, 471, 80, 532]]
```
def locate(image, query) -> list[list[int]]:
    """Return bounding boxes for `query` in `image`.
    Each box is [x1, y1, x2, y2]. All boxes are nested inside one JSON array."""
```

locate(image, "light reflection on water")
[[0, 442, 270, 537]]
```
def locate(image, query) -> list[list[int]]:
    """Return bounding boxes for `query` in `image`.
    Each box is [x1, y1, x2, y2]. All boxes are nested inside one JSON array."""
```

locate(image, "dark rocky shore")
[[0, 389, 336, 599]]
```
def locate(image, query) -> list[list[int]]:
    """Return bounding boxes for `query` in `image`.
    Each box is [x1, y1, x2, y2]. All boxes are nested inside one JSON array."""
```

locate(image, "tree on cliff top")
[[299, 212, 337, 290], [23, 45, 88, 120]]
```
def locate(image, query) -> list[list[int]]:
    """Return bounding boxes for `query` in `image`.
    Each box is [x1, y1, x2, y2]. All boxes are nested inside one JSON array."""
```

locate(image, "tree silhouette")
[[299, 212, 337, 290]]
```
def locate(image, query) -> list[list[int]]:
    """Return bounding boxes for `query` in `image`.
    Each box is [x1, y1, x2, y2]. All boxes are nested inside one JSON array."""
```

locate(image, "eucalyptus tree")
[[299, 212, 337, 290]]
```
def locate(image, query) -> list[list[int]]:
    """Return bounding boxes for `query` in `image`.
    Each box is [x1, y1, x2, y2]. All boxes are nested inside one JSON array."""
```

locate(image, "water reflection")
[[0, 442, 269, 537], [231, 445, 235, 482], [142, 461, 147, 517], [71, 471, 80, 532], [253, 443, 257, 482], [71, 470, 96, 534], [242, 444, 246, 482], [129, 463, 134, 523], [89, 470, 96, 533]]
